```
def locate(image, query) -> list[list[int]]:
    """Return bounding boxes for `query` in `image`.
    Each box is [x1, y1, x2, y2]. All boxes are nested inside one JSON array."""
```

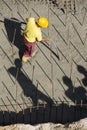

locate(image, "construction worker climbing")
[[22, 17, 49, 62]]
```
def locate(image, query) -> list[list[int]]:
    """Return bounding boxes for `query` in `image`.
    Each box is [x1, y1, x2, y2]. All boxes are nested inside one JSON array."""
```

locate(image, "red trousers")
[[23, 36, 36, 57]]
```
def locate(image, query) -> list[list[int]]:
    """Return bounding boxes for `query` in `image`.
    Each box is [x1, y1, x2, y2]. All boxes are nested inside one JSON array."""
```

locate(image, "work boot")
[[22, 55, 30, 62]]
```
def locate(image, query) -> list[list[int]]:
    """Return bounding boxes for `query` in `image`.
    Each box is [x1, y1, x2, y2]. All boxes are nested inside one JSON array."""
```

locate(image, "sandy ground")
[[0, 118, 87, 130]]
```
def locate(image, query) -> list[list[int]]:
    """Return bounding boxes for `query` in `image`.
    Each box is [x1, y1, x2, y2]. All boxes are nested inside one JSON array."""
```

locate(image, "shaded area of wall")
[[0, 103, 87, 126]]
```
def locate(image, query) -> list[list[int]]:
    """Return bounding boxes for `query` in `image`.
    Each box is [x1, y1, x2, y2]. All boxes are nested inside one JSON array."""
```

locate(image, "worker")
[[22, 17, 49, 62]]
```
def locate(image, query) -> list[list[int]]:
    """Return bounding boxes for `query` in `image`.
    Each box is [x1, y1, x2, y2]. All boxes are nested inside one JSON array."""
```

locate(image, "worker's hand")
[[42, 38, 51, 42], [46, 38, 51, 42]]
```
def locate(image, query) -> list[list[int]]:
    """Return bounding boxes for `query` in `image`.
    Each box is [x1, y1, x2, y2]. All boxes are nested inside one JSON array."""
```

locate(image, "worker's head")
[[36, 17, 49, 28]]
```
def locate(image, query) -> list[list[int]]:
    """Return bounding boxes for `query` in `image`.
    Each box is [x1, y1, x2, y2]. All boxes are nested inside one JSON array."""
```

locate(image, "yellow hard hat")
[[36, 17, 49, 28]]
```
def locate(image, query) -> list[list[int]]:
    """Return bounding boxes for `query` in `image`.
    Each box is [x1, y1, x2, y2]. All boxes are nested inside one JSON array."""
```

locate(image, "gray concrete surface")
[[0, 0, 87, 111]]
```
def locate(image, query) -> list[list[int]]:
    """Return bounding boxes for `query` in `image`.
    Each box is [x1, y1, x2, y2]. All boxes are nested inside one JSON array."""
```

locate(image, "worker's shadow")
[[77, 65, 87, 87], [63, 75, 87, 104], [4, 18, 26, 59], [8, 58, 53, 106]]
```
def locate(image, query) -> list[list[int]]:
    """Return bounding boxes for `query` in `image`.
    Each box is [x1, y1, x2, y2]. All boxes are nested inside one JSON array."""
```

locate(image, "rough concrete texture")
[[0, 0, 87, 113], [0, 118, 87, 130]]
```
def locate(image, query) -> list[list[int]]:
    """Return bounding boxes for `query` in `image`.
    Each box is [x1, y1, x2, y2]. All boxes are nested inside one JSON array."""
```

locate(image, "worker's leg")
[[22, 37, 36, 62], [24, 44, 32, 57], [31, 42, 37, 57], [24, 41, 36, 56]]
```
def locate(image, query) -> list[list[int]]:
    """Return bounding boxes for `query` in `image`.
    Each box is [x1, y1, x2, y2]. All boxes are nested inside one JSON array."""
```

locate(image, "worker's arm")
[[41, 37, 50, 42], [36, 30, 50, 42]]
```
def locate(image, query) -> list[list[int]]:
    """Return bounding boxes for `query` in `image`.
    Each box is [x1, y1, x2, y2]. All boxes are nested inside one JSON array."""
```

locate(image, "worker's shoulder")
[[26, 17, 35, 23]]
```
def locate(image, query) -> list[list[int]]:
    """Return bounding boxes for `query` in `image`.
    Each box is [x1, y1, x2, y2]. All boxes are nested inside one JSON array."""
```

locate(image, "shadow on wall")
[[4, 18, 26, 59], [63, 65, 87, 104], [77, 65, 87, 87], [0, 60, 84, 125], [8, 58, 53, 106], [0, 102, 87, 126]]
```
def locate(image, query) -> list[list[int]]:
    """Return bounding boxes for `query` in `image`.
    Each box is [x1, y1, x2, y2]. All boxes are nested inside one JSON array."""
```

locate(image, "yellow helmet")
[[36, 17, 49, 28]]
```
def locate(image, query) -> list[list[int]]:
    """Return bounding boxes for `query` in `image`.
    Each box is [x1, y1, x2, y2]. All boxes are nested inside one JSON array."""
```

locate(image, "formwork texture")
[[0, 0, 87, 124]]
